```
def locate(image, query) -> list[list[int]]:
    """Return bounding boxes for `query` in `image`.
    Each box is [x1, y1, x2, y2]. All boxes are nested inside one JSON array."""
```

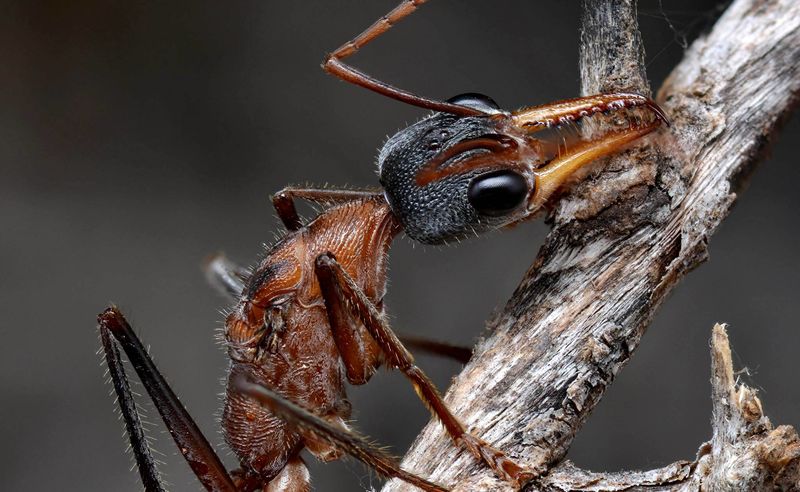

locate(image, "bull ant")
[[98, 1, 667, 490]]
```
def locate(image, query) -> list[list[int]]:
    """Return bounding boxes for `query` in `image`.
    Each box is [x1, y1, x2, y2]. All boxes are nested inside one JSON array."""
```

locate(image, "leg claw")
[[458, 433, 533, 488]]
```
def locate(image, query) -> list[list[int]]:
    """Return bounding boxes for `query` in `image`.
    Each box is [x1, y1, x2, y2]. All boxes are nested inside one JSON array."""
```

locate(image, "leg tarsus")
[[459, 433, 533, 486]]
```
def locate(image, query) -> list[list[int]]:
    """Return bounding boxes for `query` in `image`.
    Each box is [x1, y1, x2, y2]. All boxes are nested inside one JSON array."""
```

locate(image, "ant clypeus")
[[98, 1, 668, 491]]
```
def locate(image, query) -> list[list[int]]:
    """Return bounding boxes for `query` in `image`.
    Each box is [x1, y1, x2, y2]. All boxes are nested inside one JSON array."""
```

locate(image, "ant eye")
[[468, 170, 528, 217], [446, 93, 501, 113]]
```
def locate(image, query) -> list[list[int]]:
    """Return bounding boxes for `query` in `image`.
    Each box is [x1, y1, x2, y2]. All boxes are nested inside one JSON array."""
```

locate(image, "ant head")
[[378, 92, 666, 245], [378, 93, 520, 244]]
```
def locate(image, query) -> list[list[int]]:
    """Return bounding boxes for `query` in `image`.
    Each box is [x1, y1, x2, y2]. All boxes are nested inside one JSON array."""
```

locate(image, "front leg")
[[314, 253, 531, 487], [271, 186, 381, 231]]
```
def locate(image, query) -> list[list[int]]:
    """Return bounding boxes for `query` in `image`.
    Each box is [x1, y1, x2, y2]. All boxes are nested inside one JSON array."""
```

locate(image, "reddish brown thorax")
[[222, 196, 399, 478]]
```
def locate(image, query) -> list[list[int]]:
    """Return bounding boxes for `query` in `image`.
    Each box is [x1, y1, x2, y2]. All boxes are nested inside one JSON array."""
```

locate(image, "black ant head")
[[379, 94, 514, 244], [378, 92, 666, 245]]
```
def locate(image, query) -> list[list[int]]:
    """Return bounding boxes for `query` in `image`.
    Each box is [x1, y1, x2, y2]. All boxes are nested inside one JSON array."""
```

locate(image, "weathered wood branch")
[[543, 325, 800, 491], [685, 325, 800, 490], [384, 0, 800, 490]]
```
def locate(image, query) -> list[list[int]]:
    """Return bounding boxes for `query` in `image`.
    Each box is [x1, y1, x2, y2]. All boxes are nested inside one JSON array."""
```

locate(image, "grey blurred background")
[[1, 1, 797, 490]]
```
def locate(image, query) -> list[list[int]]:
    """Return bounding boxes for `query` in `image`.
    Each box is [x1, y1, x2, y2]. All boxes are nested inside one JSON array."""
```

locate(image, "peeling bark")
[[383, 0, 800, 490]]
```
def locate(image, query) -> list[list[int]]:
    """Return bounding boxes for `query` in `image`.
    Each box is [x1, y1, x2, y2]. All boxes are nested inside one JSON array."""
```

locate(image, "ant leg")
[[272, 187, 381, 231], [232, 372, 449, 492], [100, 325, 166, 492], [314, 253, 531, 486], [98, 307, 238, 492], [395, 334, 472, 364], [203, 253, 473, 363], [205, 253, 250, 298], [323, 1, 481, 116]]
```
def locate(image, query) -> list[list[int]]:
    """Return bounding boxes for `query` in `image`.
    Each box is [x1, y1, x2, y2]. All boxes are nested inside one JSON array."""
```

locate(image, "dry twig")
[[384, 0, 800, 490]]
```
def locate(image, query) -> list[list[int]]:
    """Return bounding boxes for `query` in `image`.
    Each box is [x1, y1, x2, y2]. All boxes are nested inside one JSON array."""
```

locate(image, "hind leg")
[[98, 307, 237, 491], [233, 373, 448, 492]]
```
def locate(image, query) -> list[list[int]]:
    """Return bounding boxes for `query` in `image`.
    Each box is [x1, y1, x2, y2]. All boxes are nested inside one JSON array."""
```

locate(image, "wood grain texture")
[[383, 0, 800, 490]]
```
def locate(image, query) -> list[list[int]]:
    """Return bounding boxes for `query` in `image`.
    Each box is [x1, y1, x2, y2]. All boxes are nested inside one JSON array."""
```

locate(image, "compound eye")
[[446, 93, 501, 113], [468, 170, 528, 217]]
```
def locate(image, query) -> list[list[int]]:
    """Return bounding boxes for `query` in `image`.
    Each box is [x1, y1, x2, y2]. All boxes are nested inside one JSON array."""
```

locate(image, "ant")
[[99, 1, 668, 491]]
